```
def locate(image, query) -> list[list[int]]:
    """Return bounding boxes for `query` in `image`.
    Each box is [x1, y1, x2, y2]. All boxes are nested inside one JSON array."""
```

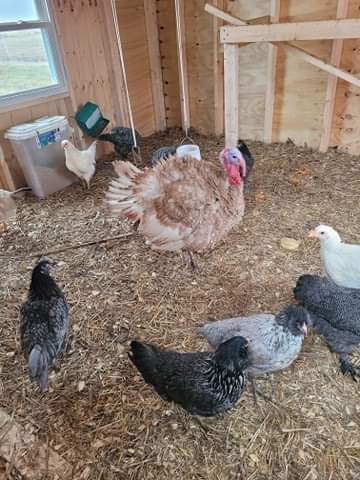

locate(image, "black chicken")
[[128, 336, 249, 416], [237, 139, 254, 181], [20, 259, 69, 391], [294, 274, 360, 380], [98, 126, 141, 159]]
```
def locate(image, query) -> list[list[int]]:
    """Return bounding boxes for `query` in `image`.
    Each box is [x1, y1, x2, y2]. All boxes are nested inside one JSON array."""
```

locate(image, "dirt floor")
[[0, 129, 360, 480]]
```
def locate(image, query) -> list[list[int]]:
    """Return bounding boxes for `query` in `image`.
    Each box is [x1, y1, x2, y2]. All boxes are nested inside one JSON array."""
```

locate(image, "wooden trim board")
[[224, 44, 239, 146]]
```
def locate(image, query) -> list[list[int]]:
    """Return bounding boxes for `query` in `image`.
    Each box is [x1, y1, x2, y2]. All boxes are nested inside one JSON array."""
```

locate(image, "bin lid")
[[5, 116, 69, 141]]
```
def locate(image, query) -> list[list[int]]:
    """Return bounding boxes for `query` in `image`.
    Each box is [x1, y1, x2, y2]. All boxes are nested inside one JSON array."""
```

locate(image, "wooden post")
[[263, 0, 280, 143], [213, 0, 224, 136], [319, 0, 349, 152], [224, 44, 239, 147], [144, 0, 167, 131], [174, 0, 190, 133]]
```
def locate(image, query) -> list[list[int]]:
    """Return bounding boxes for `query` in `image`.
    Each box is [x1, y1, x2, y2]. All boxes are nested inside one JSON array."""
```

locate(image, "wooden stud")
[[224, 44, 239, 147], [174, 0, 190, 133], [221, 18, 360, 44], [263, 0, 280, 143], [213, 0, 224, 136], [319, 0, 349, 152], [143, 0, 167, 131]]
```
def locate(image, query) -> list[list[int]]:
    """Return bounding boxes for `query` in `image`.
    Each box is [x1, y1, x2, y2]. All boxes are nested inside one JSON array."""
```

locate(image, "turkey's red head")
[[220, 147, 246, 186]]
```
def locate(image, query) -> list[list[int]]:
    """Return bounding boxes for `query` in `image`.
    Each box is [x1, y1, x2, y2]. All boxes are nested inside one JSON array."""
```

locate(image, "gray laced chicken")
[[20, 259, 69, 391], [198, 305, 308, 399], [128, 336, 249, 416], [294, 274, 360, 380]]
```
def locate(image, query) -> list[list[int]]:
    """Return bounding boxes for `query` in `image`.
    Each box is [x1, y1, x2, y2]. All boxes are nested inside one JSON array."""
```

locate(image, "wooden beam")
[[263, 0, 280, 143], [276, 42, 360, 88], [205, 4, 270, 26], [207, 4, 360, 89], [224, 44, 239, 147], [221, 18, 360, 43], [174, 0, 190, 133], [143, 0, 167, 132], [319, 0, 349, 152]]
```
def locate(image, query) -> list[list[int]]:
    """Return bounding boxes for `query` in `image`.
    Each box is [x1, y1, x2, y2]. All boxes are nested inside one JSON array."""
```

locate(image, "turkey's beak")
[[308, 230, 318, 238], [302, 324, 308, 337]]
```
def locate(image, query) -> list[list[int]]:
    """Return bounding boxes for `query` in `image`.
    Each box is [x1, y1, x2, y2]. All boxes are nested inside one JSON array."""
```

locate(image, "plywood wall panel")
[[156, 0, 182, 128], [227, 1, 270, 140], [331, 0, 360, 154], [272, 0, 337, 148], [116, 0, 156, 136]]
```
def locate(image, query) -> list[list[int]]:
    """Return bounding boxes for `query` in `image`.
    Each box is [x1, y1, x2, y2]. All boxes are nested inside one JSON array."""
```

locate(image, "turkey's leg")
[[182, 250, 200, 272]]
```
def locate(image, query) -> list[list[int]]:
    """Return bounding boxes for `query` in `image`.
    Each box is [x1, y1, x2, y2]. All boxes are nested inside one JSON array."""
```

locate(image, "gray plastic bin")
[[5, 116, 76, 198]]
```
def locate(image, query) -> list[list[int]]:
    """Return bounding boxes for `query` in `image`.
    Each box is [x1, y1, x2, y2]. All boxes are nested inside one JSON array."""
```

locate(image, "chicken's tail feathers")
[[104, 161, 144, 221], [28, 345, 49, 391]]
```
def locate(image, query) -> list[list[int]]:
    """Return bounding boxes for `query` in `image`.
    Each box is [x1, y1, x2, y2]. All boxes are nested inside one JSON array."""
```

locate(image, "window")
[[0, 0, 67, 106]]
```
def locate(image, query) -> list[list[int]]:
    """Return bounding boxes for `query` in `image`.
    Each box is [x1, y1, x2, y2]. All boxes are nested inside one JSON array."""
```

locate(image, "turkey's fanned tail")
[[105, 161, 144, 221]]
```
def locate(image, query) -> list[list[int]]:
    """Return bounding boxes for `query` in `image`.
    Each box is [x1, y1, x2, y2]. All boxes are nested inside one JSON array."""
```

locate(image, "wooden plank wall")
[[115, 0, 157, 136], [331, 0, 360, 153], [272, 0, 337, 148], [227, 1, 269, 141]]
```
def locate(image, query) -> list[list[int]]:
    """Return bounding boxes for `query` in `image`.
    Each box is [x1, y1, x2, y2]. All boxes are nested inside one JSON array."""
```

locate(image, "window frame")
[[0, 0, 68, 108]]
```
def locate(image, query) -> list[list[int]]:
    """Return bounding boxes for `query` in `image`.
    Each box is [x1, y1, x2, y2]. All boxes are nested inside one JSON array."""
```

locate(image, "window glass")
[[0, 29, 56, 96], [0, 0, 40, 23]]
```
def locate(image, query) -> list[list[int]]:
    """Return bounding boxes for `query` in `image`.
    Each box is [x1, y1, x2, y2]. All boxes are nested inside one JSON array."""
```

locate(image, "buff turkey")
[[105, 147, 246, 268]]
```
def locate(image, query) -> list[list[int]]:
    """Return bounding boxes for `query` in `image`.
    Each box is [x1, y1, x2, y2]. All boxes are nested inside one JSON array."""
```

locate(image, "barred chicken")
[[129, 336, 249, 416], [105, 147, 247, 268], [294, 274, 360, 380], [20, 259, 69, 391], [62, 139, 97, 189]]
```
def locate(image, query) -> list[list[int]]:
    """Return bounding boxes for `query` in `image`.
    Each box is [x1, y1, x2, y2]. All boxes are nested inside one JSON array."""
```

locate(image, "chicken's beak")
[[302, 324, 308, 337], [308, 230, 318, 238]]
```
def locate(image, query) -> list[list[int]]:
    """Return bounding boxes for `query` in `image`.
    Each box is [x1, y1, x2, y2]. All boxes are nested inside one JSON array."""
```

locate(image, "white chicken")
[[309, 225, 360, 289], [61, 140, 97, 189]]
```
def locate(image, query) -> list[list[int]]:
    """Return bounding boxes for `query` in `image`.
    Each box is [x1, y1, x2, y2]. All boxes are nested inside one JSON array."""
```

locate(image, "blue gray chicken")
[[198, 305, 308, 379], [20, 259, 69, 391], [294, 274, 360, 380], [151, 146, 178, 166], [98, 126, 141, 159], [128, 336, 249, 416]]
